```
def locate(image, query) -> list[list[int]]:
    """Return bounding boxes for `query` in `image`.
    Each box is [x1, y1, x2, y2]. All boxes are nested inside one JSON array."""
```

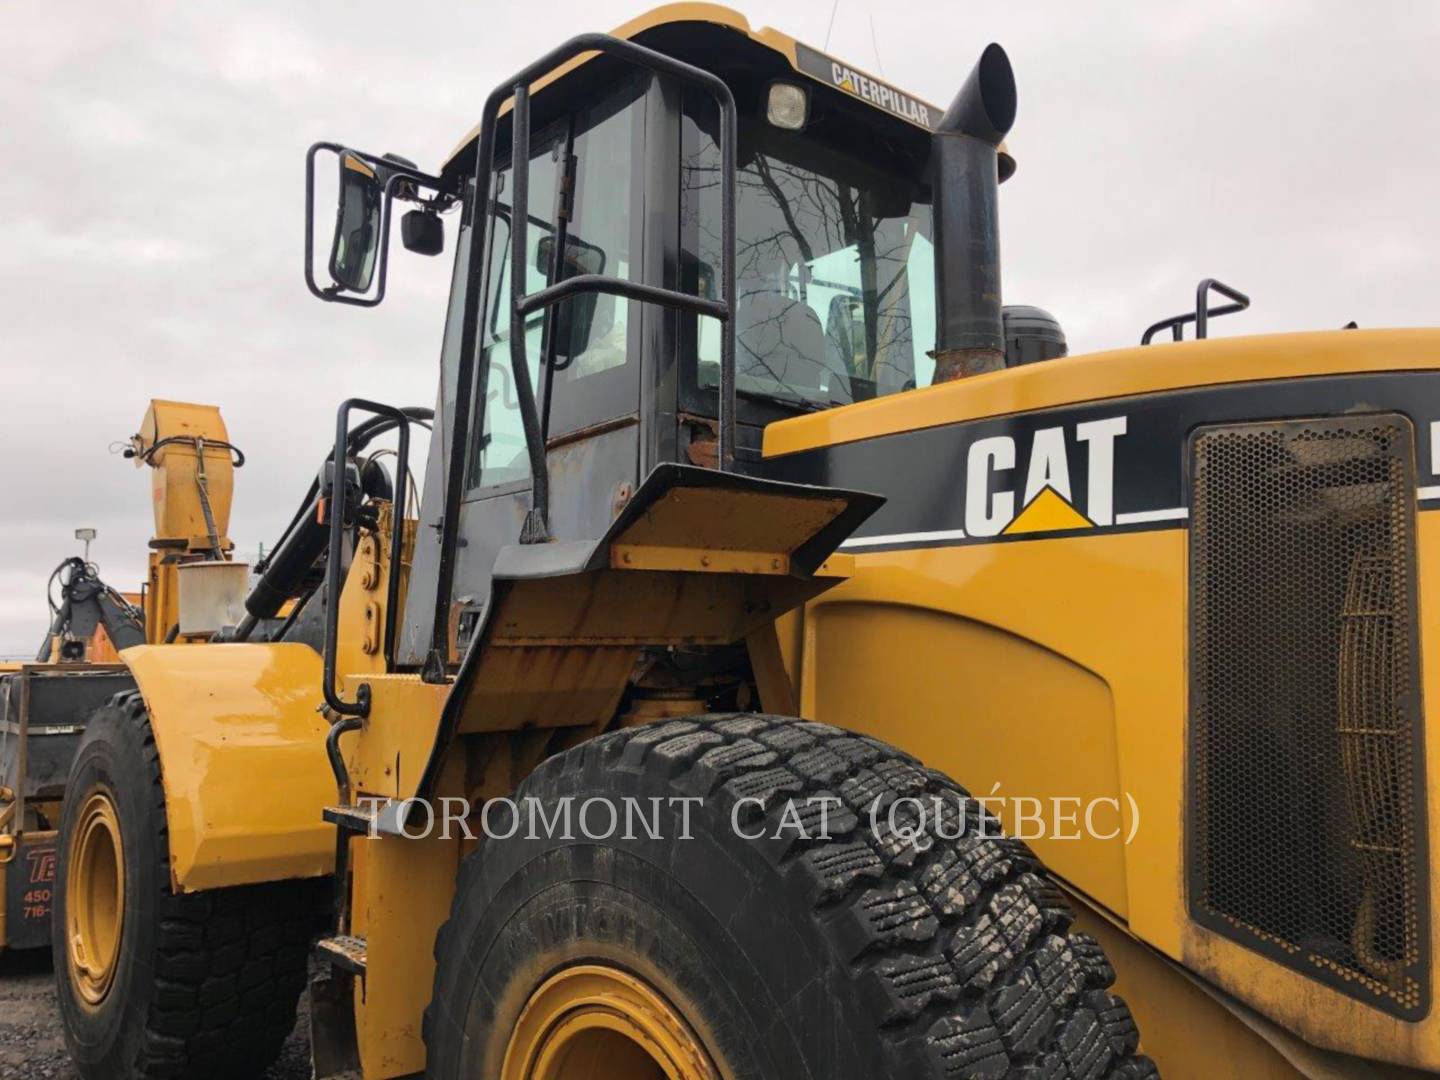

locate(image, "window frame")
[[465, 73, 649, 499], [675, 91, 935, 433]]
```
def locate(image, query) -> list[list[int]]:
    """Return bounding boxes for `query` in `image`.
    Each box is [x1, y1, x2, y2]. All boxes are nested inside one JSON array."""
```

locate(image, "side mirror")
[[401, 209, 444, 256], [535, 232, 606, 278], [536, 233, 608, 360], [305, 142, 446, 307], [329, 153, 383, 293]]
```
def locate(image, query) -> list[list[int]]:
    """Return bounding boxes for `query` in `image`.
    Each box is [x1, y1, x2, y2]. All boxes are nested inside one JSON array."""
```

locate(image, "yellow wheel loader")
[[48, 6, 1439, 1079], [0, 401, 253, 958]]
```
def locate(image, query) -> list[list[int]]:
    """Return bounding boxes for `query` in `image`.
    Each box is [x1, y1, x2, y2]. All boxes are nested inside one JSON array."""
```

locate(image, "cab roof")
[[442, 3, 1014, 179]]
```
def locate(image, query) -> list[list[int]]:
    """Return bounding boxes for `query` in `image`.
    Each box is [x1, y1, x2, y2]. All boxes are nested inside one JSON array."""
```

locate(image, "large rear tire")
[[52, 690, 322, 1080], [424, 714, 1157, 1079]]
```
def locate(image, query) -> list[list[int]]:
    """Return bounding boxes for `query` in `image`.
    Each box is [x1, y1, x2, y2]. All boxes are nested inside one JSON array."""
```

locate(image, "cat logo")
[[825, 61, 933, 127], [1002, 487, 1095, 535], [794, 43, 939, 131], [964, 417, 1128, 537], [836, 412, 1182, 552]]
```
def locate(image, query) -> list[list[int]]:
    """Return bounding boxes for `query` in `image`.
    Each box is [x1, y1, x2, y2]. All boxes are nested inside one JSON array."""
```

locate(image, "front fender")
[[122, 643, 335, 892]]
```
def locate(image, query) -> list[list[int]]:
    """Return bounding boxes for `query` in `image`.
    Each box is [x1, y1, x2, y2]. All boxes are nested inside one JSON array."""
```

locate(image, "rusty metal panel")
[[489, 569, 828, 647], [455, 645, 638, 733], [611, 485, 848, 553]]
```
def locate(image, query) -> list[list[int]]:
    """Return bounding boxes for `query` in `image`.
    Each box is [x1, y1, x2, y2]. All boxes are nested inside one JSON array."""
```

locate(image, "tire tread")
[[59, 690, 320, 1080], [425, 714, 1157, 1079]]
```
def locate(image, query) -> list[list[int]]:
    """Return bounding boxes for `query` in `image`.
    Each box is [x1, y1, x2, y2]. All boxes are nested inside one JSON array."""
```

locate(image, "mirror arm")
[[304, 141, 451, 307]]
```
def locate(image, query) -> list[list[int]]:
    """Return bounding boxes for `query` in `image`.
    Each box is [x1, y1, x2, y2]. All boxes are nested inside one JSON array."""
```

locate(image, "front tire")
[[53, 691, 321, 1079], [424, 714, 1157, 1079]]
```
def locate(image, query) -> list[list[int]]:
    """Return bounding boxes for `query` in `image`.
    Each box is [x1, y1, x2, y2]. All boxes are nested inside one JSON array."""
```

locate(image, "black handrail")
[[516, 274, 729, 320], [507, 81, 548, 543], [324, 714, 363, 933], [425, 32, 738, 678], [321, 399, 412, 717], [1141, 278, 1251, 345]]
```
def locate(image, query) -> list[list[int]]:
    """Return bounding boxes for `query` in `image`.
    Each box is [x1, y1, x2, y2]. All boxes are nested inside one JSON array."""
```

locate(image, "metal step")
[[315, 934, 367, 976], [323, 804, 377, 835], [324, 800, 412, 837]]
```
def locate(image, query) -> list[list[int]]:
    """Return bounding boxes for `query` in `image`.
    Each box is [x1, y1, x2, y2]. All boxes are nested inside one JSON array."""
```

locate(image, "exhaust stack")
[[931, 44, 1017, 382]]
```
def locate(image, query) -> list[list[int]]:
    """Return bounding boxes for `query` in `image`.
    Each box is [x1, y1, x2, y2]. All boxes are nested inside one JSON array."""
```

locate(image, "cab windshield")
[[683, 109, 935, 409]]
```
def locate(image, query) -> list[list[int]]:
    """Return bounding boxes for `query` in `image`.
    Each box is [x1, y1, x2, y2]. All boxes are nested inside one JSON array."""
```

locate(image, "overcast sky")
[[2, 1, 1436, 654]]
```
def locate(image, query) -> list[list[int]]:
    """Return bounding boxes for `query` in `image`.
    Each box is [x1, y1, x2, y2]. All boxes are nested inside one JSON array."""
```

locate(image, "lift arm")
[[36, 557, 146, 662]]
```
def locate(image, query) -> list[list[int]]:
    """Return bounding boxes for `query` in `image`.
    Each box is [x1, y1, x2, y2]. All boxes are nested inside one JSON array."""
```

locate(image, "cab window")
[[682, 100, 935, 410], [469, 75, 644, 491]]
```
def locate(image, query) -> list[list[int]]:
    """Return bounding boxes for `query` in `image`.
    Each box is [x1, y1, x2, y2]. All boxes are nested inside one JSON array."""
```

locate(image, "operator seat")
[[735, 286, 851, 404]]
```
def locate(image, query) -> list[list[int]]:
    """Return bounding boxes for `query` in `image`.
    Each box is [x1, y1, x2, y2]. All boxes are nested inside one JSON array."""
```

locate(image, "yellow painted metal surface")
[[334, 505, 416, 692], [1003, 487, 1094, 534], [1070, 906, 1304, 1080], [488, 570, 824, 647], [611, 544, 789, 574], [793, 477, 1440, 1069], [131, 400, 239, 643], [768, 324, 1440, 1068], [133, 399, 235, 549], [65, 790, 125, 1006], [442, 561, 832, 735], [122, 643, 336, 892], [351, 831, 459, 1079], [801, 551, 1139, 916], [442, 4, 1013, 178], [455, 644, 638, 734], [344, 674, 449, 802], [502, 965, 721, 1080], [613, 486, 847, 552], [746, 623, 798, 716], [763, 328, 1440, 458]]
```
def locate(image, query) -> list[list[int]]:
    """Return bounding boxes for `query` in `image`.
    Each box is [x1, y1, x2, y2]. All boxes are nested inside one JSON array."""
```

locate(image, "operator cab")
[[302, 5, 1022, 670]]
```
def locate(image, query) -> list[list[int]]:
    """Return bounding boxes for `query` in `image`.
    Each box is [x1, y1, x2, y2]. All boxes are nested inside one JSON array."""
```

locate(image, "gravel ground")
[[0, 948, 313, 1079]]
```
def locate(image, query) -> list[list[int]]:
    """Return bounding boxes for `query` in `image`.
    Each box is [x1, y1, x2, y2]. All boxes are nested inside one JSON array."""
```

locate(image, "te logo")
[[27, 847, 56, 886]]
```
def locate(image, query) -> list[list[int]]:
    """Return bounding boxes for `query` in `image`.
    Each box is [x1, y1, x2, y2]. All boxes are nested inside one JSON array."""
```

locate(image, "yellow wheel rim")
[[66, 790, 125, 1007], [502, 965, 720, 1080]]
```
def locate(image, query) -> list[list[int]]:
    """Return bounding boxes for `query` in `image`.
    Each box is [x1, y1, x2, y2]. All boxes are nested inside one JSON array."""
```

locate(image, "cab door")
[[446, 72, 648, 653]]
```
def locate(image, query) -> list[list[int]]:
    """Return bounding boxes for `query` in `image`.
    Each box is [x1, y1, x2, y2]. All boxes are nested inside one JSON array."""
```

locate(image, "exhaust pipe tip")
[[930, 44, 1016, 381], [938, 43, 1016, 147]]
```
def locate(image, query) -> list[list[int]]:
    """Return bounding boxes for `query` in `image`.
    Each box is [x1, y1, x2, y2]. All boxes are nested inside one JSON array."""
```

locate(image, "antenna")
[[869, 14, 885, 77], [824, 0, 840, 50], [75, 527, 97, 564]]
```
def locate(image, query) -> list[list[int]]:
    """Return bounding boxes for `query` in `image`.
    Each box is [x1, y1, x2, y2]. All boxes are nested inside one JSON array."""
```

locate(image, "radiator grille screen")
[[1189, 414, 1429, 1017]]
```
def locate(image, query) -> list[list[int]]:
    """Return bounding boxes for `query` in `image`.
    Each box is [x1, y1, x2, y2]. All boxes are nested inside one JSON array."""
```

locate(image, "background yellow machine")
[[44, 5, 1440, 1080], [1, 401, 244, 955]]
